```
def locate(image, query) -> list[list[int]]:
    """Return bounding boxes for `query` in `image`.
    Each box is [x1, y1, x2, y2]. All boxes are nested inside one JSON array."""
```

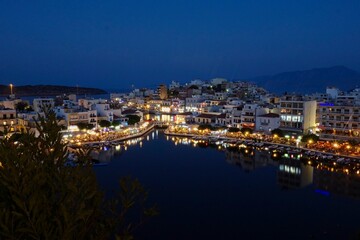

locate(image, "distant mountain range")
[[249, 66, 360, 94], [0, 85, 107, 97]]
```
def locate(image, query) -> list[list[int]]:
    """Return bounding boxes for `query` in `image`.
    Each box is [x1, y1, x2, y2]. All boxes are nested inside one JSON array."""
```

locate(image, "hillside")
[[0, 85, 107, 96], [250, 66, 360, 94]]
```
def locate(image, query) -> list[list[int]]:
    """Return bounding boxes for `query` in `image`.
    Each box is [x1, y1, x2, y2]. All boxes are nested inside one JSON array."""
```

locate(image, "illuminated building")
[[318, 103, 359, 139], [157, 84, 168, 100], [255, 113, 280, 134], [0, 108, 17, 132], [279, 95, 317, 133]]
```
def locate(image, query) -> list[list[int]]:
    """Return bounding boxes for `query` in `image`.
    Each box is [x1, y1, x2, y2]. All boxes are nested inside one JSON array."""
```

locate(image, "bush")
[[127, 115, 141, 125], [301, 133, 319, 143], [99, 120, 111, 128], [228, 127, 240, 133], [198, 124, 213, 131], [271, 128, 284, 137], [77, 122, 94, 130], [241, 127, 253, 135]]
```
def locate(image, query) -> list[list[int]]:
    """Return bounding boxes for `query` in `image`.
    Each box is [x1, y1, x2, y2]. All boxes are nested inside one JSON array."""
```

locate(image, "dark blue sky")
[[1, 0, 360, 89]]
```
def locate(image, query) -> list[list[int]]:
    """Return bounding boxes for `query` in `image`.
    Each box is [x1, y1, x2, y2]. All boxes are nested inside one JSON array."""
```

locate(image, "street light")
[[9, 84, 13, 95]]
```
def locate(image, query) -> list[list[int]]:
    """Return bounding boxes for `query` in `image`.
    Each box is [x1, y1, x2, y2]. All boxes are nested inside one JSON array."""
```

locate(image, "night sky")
[[1, 0, 360, 89]]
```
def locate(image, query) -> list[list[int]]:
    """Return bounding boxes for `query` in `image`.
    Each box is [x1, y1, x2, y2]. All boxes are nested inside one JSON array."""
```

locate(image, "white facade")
[[211, 78, 227, 85], [169, 81, 180, 90], [280, 95, 317, 133], [92, 103, 114, 122], [55, 107, 97, 128], [255, 113, 280, 134], [78, 98, 107, 110], [1, 98, 24, 110], [33, 98, 55, 113]]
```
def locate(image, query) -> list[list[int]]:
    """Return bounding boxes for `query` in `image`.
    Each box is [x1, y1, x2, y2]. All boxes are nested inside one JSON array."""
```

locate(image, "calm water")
[[95, 131, 360, 240]]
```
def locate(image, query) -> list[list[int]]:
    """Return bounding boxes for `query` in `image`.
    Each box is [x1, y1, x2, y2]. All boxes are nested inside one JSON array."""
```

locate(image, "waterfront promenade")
[[65, 122, 155, 147], [164, 129, 360, 160]]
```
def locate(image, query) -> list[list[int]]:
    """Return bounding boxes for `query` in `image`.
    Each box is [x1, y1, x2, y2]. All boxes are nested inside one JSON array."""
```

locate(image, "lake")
[[95, 130, 360, 240]]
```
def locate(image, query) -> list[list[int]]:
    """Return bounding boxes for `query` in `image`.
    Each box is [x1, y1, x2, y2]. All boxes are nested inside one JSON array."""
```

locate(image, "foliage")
[[112, 121, 121, 127], [127, 115, 141, 125], [99, 120, 111, 128], [348, 139, 359, 146], [15, 101, 33, 112], [77, 122, 94, 130], [228, 127, 240, 133], [188, 85, 199, 89], [0, 111, 157, 239], [241, 127, 253, 135], [110, 102, 123, 110], [169, 90, 179, 97], [198, 124, 213, 131], [301, 133, 319, 143], [271, 128, 284, 137]]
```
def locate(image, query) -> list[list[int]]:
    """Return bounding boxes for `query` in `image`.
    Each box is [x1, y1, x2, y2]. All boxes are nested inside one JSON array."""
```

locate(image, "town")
[[1, 79, 359, 158]]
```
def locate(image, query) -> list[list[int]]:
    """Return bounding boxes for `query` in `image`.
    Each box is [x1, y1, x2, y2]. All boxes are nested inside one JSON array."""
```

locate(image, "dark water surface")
[[95, 131, 360, 240]]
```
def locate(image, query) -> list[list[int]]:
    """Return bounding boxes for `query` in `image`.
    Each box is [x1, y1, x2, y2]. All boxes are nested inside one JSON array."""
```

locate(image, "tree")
[[112, 121, 121, 127], [301, 133, 319, 143], [271, 128, 284, 137], [99, 120, 111, 128], [198, 124, 213, 131], [77, 122, 94, 130], [241, 127, 253, 135], [228, 127, 240, 133], [127, 115, 141, 125], [15, 101, 33, 112], [0, 111, 157, 239]]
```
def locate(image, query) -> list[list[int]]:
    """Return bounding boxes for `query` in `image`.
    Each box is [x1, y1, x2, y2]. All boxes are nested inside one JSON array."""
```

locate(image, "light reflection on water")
[[94, 130, 360, 240], [95, 131, 360, 200]]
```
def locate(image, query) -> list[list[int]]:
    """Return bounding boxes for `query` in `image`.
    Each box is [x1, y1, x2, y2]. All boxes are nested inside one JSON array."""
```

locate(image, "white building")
[[279, 95, 317, 133], [1, 98, 24, 110], [78, 98, 107, 110], [255, 113, 280, 134], [210, 78, 227, 85], [169, 81, 180, 90], [33, 98, 55, 113], [55, 107, 97, 128]]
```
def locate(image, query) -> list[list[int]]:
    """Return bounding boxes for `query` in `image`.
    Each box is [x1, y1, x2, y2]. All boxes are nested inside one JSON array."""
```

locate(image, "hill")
[[0, 85, 107, 97], [249, 66, 360, 94]]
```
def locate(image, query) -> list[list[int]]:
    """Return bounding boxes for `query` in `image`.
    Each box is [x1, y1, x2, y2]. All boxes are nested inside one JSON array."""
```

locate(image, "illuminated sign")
[[319, 103, 334, 107]]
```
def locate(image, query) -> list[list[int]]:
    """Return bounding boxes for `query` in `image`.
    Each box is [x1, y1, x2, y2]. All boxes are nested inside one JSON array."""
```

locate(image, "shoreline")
[[164, 130, 360, 160], [68, 124, 155, 147]]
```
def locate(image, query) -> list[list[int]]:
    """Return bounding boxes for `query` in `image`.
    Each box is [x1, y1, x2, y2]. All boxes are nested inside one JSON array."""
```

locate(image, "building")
[[255, 113, 280, 134], [0, 108, 17, 132], [240, 104, 258, 129], [1, 98, 24, 110], [194, 113, 221, 125], [157, 84, 168, 100], [78, 98, 107, 110], [318, 102, 360, 140], [169, 81, 180, 90], [55, 108, 97, 129], [279, 95, 316, 133], [92, 103, 115, 122], [33, 98, 55, 113]]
